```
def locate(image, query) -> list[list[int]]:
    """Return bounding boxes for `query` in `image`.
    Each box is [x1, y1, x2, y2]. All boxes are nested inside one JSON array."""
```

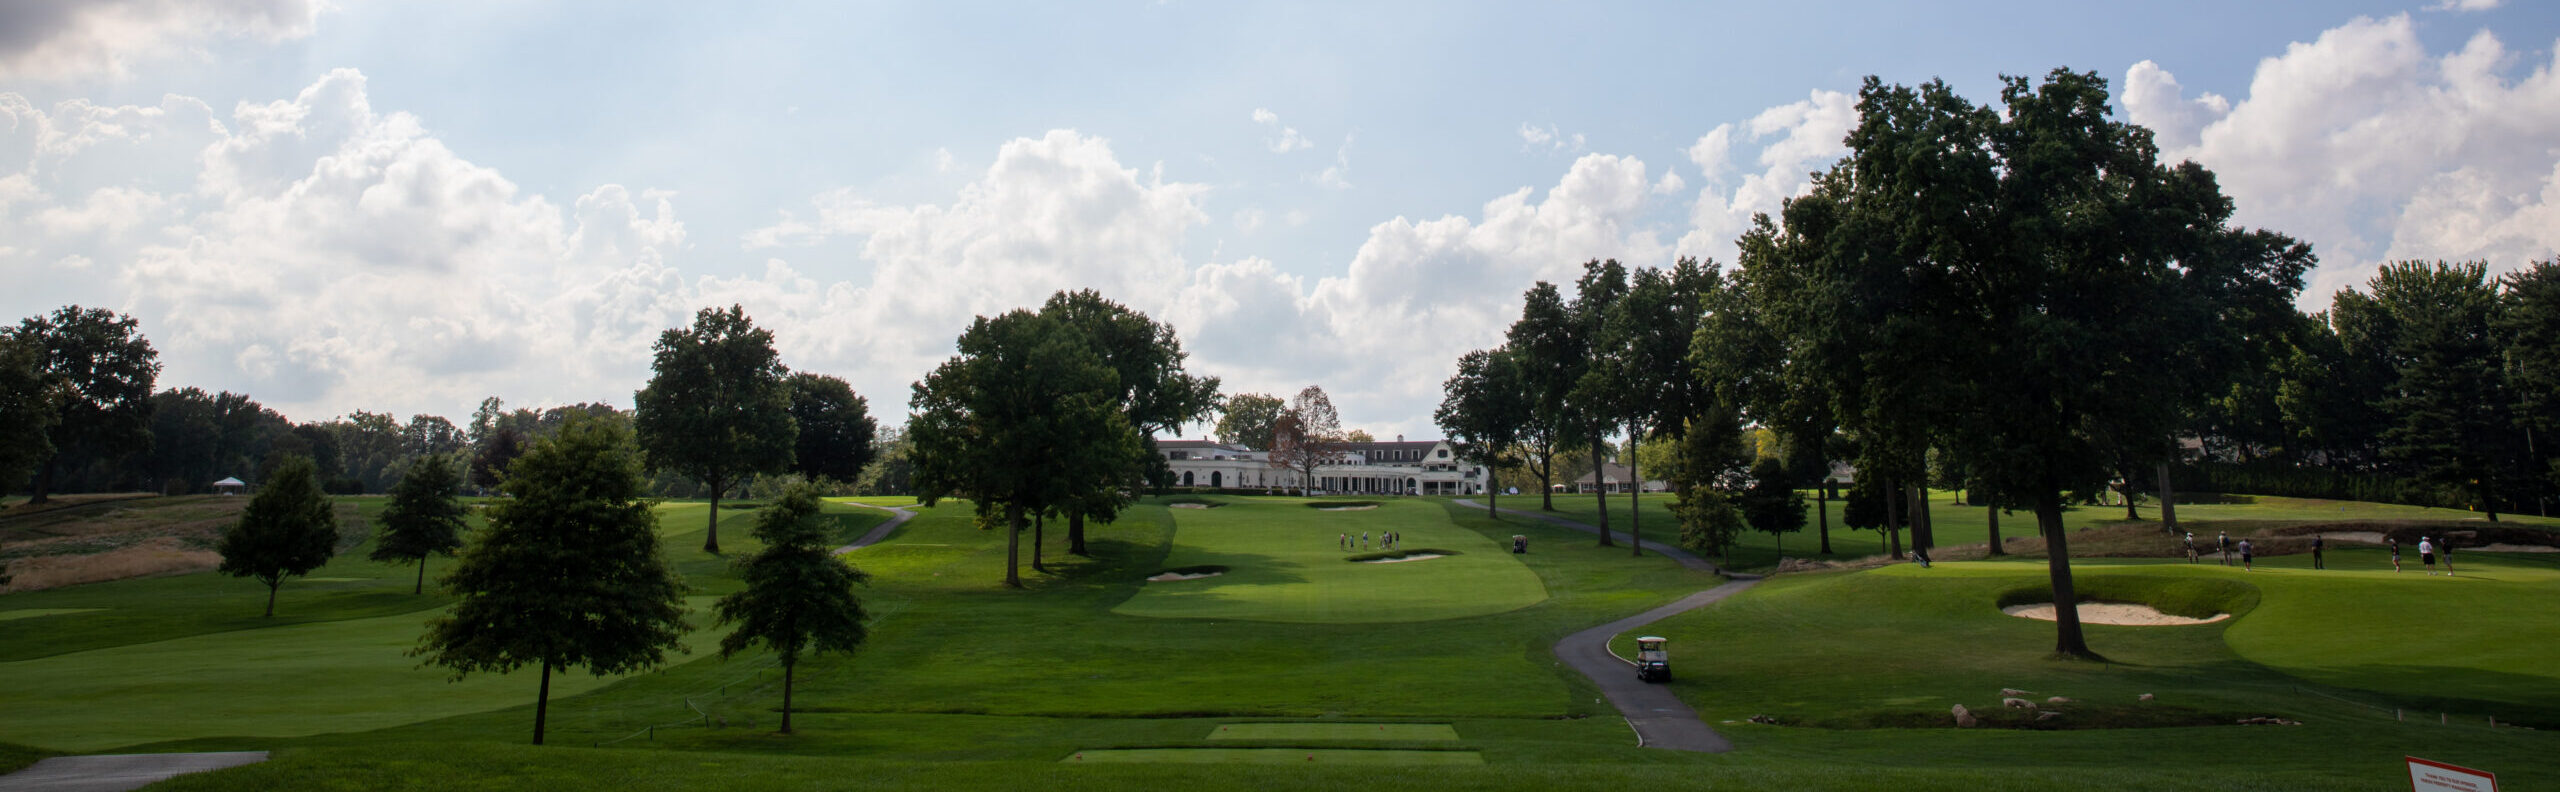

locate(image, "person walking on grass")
[[2442, 538, 2455, 576], [2183, 532, 2199, 563], [2419, 536, 2436, 575], [2311, 534, 2325, 570], [2238, 538, 2254, 572], [2389, 537, 2402, 572], [1339, 533, 1350, 551], [2217, 531, 2232, 566]]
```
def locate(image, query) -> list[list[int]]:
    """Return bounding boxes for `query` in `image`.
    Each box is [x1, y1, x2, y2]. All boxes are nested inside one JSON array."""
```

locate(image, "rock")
[[2046, 696, 2075, 704], [2139, 693, 2155, 702], [2001, 688, 2034, 697], [1951, 704, 1976, 728], [2003, 697, 2036, 710]]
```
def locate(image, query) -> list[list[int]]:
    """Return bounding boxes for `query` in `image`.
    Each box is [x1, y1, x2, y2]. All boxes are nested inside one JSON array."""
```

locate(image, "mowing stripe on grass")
[[1207, 723, 1460, 741], [1066, 748, 1484, 764], [0, 608, 102, 622]]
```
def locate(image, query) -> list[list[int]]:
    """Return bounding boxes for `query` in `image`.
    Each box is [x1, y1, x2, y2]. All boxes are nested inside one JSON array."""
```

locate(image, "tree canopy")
[[372, 452, 469, 594], [217, 454, 339, 617], [1215, 393, 1286, 449], [713, 484, 871, 735], [634, 304, 796, 554], [1267, 385, 1345, 495], [15, 306, 159, 503], [414, 414, 688, 745], [1436, 346, 1532, 517], [785, 372, 877, 485]]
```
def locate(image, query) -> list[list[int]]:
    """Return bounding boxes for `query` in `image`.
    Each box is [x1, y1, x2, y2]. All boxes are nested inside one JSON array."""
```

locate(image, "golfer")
[[2183, 532, 2199, 563], [2238, 538, 2254, 572], [2389, 537, 2402, 572], [2419, 536, 2436, 575], [2442, 538, 2455, 576], [2311, 534, 2325, 570], [2217, 531, 2232, 566]]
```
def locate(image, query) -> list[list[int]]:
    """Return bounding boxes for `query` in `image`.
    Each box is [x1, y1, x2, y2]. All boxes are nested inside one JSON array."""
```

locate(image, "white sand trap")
[[1361, 553, 1445, 564], [1318, 505, 1378, 511], [1170, 503, 1213, 509], [2477, 543, 2560, 553], [2320, 531, 2386, 544], [2003, 602, 2229, 626], [1148, 571, 1223, 582]]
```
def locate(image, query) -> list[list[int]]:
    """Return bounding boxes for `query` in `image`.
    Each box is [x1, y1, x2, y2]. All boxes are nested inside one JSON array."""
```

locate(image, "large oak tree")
[[635, 305, 796, 554], [15, 306, 158, 503]]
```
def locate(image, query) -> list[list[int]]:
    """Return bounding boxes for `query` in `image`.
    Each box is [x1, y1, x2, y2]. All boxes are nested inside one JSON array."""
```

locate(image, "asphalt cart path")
[[0, 752, 268, 792], [833, 502, 917, 555], [1457, 499, 1762, 753]]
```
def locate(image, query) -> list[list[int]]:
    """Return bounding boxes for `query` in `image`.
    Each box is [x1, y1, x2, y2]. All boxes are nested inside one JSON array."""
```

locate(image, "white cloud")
[[1251, 107, 1312, 153], [0, 0, 324, 81], [1673, 89, 1855, 263], [1313, 133, 1354, 190], [2124, 15, 2560, 306], [1518, 123, 1586, 154], [2426, 0, 2502, 11]]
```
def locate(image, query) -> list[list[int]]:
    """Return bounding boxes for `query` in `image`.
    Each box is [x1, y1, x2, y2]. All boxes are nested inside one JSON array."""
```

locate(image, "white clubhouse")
[[1156, 437, 1490, 496]]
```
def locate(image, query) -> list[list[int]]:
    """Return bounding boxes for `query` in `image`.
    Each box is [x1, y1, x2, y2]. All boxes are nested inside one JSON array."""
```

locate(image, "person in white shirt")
[[2419, 537, 2437, 575]]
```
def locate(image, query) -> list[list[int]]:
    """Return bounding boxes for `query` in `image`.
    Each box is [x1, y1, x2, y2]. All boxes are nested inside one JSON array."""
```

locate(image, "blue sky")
[[3, 1, 2555, 440]]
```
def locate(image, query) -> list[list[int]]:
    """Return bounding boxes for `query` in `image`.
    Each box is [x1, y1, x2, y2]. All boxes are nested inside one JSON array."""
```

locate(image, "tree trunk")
[[2122, 471, 2140, 521], [1591, 436, 1613, 547], [1984, 486, 2006, 556], [1003, 502, 1024, 588], [2035, 491, 2099, 659], [533, 660, 552, 745], [264, 579, 279, 617], [2156, 462, 2178, 534], [2480, 470, 2500, 523], [1032, 512, 1046, 573], [28, 456, 56, 505], [414, 559, 428, 595], [780, 657, 796, 735], [1539, 440, 1556, 511], [1885, 477, 1904, 559], [704, 474, 724, 554], [1628, 420, 1648, 556], [1909, 483, 1935, 554], [1486, 468, 1500, 519], [1068, 509, 1089, 555], [1817, 491, 1833, 555]]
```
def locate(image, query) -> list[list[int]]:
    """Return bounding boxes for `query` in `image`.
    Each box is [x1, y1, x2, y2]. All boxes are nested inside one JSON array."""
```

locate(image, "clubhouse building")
[[1156, 437, 1491, 496]]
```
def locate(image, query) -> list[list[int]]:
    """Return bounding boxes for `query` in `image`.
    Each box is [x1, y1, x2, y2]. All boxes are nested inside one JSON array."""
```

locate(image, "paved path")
[[833, 503, 916, 555], [1458, 500, 1762, 752], [0, 752, 268, 792]]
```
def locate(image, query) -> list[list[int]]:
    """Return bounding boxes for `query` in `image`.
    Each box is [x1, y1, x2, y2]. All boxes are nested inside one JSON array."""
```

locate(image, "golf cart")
[[1635, 636, 1670, 683]]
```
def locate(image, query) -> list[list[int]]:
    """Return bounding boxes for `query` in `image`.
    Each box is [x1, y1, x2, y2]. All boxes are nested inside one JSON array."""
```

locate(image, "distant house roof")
[[1574, 463, 1638, 485], [213, 477, 246, 487], [1157, 439, 1244, 451]]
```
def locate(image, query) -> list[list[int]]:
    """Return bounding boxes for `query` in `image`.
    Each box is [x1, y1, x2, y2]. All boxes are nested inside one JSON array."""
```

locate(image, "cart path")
[[1457, 500, 1762, 753], [0, 752, 267, 792], [833, 502, 917, 555]]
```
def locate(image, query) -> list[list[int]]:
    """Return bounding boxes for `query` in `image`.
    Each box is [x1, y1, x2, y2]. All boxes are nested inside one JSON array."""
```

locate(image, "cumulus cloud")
[[2123, 14, 2560, 306], [1672, 89, 1856, 263], [2426, 0, 2502, 11], [0, 0, 323, 81], [1251, 107, 1312, 153]]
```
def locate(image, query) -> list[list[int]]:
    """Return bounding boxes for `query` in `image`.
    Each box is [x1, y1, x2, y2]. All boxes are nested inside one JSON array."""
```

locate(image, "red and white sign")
[[2408, 756, 2497, 792]]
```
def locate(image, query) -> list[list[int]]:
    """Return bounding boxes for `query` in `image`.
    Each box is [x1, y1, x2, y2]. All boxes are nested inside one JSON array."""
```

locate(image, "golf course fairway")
[[1112, 497, 1546, 623]]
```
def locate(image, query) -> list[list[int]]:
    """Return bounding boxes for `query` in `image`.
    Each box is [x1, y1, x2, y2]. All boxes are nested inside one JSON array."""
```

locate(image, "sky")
[[3, 0, 2557, 441]]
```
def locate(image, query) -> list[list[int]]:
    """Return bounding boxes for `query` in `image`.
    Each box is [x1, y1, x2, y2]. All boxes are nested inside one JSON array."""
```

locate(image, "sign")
[[2408, 756, 2497, 792]]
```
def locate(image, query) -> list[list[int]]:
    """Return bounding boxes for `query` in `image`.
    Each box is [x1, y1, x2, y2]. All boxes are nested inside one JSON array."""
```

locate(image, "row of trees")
[[1438, 69, 2325, 659]]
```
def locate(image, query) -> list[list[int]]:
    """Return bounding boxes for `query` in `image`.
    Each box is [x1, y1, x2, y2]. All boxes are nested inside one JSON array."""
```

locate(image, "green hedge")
[[2170, 461, 2442, 508]]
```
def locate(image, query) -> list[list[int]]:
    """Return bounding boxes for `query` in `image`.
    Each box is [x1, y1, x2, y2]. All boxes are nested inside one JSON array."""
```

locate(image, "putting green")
[[0, 596, 715, 751], [0, 608, 103, 622], [1208, 723, 1459, 741], [2214, 553, 2560, 708], [1111, 498, 1545, 623], [1066, 748, 1484, 764]]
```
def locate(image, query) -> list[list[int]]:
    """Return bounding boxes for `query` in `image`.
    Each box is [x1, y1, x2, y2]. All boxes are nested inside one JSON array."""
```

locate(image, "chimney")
[[1396, 434, 1404, 442]]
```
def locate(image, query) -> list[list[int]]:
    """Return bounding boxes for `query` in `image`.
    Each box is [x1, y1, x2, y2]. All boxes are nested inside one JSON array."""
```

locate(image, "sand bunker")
[[1318, 505, 1378, 511], [1360, 553, 1445, 564], [2003, 602, 2229, 626], [2319, 531, 2387, 544], [2477, 543, 2560, 553], [1169, 503, 1213, 509], [1147, 571, 1223, 582]]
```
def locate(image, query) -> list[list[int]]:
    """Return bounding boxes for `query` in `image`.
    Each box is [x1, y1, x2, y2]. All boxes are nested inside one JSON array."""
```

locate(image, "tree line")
[[1434, 68, 2558, 659]]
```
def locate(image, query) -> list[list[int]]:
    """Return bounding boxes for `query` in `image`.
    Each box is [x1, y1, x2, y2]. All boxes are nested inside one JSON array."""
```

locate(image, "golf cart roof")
[[1636, 636, 1666, 643]]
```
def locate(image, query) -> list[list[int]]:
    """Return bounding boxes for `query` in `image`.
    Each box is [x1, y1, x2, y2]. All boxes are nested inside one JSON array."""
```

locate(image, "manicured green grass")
[[0, 607, 101, 621], [1070, 748, 1485, 764], [1206, 723, 1460, 741], [1114, 496, 1546, 623]]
